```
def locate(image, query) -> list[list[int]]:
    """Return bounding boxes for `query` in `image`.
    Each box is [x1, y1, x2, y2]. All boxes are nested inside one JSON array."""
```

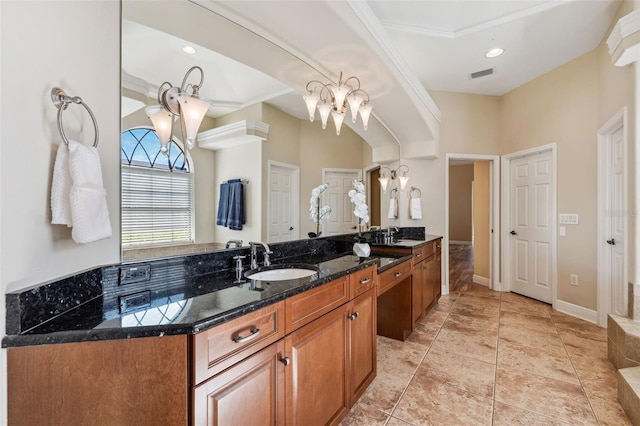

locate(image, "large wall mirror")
[[121, 1, 379, 262]]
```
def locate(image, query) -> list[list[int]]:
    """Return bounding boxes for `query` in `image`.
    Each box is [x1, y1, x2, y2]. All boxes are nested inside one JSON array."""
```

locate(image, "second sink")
[[245, 265, 319, 281]]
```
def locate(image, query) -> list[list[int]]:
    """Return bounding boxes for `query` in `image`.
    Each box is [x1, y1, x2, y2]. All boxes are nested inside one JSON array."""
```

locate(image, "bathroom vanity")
[[3, 230, 440, 425]]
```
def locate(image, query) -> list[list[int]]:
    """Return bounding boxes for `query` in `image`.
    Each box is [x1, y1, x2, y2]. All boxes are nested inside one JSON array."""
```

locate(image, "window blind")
[[121, 165, 194, 247]]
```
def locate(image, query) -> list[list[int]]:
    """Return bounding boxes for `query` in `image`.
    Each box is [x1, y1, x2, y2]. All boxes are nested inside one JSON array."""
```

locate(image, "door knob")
[[606, 238, 616, 245], [510, 230, 517, 235], [280, 357, 290, 366], [289, 227, 294, 231]]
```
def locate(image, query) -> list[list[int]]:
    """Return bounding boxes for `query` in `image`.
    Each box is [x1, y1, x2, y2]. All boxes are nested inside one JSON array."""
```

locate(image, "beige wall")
[[473, 161, 491, 280], [0, 1, 122, 422], [449, 165, 474, 242]]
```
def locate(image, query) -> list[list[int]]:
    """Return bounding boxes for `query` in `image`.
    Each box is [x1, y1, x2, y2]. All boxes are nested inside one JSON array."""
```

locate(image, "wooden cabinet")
[[285, 303, 350, 426], [434, 243, 442, 300], [193, 340, 285, 426], [376, 259, 413, 341], [349, 287, 377, 403]]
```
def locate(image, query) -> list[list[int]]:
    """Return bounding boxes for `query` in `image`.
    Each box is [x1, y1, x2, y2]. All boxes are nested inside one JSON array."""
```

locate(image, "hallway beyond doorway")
[[449, 243, 475, 292]]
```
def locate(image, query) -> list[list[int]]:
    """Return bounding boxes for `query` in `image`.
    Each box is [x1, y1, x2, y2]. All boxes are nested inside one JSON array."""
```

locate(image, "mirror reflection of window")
[[121, 295, 187, 327], [121, 128, 194, 247]]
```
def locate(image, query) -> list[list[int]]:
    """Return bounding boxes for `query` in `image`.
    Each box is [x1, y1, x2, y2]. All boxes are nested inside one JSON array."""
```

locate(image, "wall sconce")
[[145, 66, 209, 154], [303, 72, 372, 136], [379, 165, 409, 192]]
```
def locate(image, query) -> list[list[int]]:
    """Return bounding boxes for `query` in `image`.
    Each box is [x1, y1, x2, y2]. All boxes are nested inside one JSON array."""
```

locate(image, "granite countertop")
[[372, 233, 441, 249], [2, 252, 412, 348]]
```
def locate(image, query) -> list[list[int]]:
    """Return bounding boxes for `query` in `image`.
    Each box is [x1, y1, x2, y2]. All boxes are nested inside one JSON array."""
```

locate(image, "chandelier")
[[303, 72, 372, 136], [145, 66, 210, 154]]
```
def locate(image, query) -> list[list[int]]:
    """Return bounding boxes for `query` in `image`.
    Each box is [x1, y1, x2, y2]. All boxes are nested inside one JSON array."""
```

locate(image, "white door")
[[508, 150, 554, 303], [606, 127, 627, 316], [323, 169, 361, 236], [268, 163, 299, 243]]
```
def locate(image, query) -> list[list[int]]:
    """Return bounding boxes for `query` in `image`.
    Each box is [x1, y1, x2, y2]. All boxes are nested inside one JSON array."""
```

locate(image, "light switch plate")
[[559, 213, 579, 225], [559, 226, 566, 236]]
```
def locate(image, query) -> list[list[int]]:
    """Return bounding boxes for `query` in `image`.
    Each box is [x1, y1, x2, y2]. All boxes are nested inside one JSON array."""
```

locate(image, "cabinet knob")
[[232, 327, 260, 344], [394, 272, 402, 278], [280, 357, 290, 366], [349, 312, 360, 320]]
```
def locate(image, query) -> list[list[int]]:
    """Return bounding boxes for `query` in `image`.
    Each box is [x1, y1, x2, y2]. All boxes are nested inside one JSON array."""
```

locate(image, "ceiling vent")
[[470, 68, 495, 79]]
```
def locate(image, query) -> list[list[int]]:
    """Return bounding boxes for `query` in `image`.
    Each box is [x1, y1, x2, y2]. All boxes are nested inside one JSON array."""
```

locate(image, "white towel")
[[51, 144, 72, 226], [51, 140, 112, 244], [387, 198, 397, 219], [410, 197, 422, 219]]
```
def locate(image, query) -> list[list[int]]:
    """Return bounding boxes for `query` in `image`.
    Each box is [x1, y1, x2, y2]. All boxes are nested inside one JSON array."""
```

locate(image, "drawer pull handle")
[[394, 272, 402, 278], [360, 277, 371, 285], [416, 254, 422, 257], [349, 312, 359, 320], [232, 327, 260, 343], [280, 357, 290, 366]]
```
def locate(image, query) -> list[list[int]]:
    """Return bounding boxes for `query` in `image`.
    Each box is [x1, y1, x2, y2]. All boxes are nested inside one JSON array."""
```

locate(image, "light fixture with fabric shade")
[[147, 66, 209, 154], [304, 72, 372, 135]]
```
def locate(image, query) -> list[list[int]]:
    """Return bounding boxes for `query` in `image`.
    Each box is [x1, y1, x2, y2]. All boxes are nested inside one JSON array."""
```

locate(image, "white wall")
[[0, 1, 121, 422]]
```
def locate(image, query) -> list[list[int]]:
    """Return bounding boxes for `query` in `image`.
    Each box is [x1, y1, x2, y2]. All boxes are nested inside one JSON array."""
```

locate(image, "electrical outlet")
[[119, 264, 151, 285], [570, 274, 578, 286]]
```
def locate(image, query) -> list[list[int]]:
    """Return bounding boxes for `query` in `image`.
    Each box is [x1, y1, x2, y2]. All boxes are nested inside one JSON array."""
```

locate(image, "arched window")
[[121, 128, 194, 247]]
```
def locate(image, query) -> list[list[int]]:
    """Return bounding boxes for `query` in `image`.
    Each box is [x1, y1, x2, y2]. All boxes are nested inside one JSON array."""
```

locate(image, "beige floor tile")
[[339, 401, 389, 426], [417, 348, 496, 397], [443, 312, 499, 336], [392, 375, 493, 426], [492, 401, 572, 426], [386, 417, 413, 426], [495, 367, 598, 425], [357, 364, 413, 414], [498, 323, 565, 352], [450, 299, 500, 320], [583, 388, 632, 426], [499, 309, 558, 334], [376, 336, 428, 375], [430, 326, 497, 364], [500, 294, 552, 318], [497, 340, 579, 384]]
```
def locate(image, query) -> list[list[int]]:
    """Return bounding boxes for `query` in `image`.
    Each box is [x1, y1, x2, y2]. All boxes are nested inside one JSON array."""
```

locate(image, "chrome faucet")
[[225, 239, 243, 249], [249, 242, 273, 269]]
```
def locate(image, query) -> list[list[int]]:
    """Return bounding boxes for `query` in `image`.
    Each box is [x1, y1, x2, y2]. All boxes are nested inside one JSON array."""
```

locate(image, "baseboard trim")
[[450, 240, 472, 245], [473, 275, 489, 287], [554, 299, 599, 325]]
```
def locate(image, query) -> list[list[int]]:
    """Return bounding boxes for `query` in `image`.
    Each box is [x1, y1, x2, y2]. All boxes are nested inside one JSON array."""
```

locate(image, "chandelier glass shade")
[[303, 72, 372, 135], [145, 66, 209, 154]]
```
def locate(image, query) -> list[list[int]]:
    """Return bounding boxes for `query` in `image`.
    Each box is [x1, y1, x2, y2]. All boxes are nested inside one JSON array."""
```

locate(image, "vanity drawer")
[[285, 276, 349, 334], [193, 301, 285, 385], [378, 260, 412, 295], [350, 265, 376, 299], [413, 243, 434, 264]]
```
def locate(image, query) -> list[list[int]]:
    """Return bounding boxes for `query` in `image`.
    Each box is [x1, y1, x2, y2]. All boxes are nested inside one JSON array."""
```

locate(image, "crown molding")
[[606, 9, 640, 67], [197, 120, 270, 151]]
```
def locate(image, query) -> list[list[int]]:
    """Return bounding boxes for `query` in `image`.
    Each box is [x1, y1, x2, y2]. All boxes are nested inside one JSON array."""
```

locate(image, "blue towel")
[[216, 182, 230, 226], [227, 179, 245, 230]]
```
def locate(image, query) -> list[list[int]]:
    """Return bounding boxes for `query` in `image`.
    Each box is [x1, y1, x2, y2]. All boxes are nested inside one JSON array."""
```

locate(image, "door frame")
[[267, 160, 300, 241], [444, 153, 500, 295], [501, 143, 557, 306], [597, 107, 628, 326]]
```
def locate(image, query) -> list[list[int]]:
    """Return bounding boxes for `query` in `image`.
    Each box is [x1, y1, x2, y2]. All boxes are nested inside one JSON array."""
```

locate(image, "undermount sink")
[[245, 266, 318, 281]]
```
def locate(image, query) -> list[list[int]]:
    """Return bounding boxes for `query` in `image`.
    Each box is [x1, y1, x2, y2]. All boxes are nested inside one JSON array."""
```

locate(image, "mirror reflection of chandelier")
[[145, 66, 210, 154], [303, 72, 373, 136]]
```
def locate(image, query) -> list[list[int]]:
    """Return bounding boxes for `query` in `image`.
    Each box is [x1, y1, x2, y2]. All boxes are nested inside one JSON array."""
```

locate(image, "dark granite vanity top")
[[2, 230, 437, 349]]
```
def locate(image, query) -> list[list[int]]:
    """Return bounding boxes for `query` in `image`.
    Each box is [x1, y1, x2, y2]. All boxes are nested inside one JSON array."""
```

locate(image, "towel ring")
[[390, 188, 398, 199], [51, 87, 99, 147], [409, 187, 421, 198]]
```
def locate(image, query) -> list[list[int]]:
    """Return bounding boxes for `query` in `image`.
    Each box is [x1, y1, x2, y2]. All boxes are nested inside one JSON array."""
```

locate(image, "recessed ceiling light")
[[485, 47, 504, 58], [182, 45, 197, 55]]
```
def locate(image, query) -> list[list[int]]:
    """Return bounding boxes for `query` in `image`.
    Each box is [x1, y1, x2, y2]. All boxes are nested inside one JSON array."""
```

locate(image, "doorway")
[[267, 161, 300, 243], [597, 107, 628, 326], [322, 168, 362, 235], [501, 144, 557, 304], [444, 154, 500, 295]]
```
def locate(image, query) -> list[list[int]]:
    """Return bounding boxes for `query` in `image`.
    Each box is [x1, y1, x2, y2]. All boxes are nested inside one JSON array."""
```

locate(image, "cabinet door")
[[434, 251, 442, 301], [349, 288, 377, 403], [285, 304, 350, 426], [423, 256, 435, 313], [193, 340, 285, 426], [411, 260, 424, 329]]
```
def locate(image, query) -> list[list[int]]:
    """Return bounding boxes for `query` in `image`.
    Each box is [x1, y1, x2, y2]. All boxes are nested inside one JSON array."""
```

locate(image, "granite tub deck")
[[3, 230, 436, 348]]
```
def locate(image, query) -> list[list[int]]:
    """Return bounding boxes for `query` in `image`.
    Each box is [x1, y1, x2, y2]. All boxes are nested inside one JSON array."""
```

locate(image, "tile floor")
[[340, 284, 631, 425]]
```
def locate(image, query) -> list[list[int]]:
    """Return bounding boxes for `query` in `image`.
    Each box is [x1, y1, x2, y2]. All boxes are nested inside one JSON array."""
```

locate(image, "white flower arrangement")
[[309, 183, 331, 237], [348, 180, 369, 238]]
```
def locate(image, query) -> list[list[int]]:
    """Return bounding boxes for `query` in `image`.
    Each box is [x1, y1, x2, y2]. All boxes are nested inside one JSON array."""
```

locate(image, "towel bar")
[[51, 87, 99, 147]]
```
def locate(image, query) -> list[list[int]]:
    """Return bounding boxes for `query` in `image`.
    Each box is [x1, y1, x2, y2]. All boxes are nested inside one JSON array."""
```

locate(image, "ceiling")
[[122, 0, 622, 159]]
